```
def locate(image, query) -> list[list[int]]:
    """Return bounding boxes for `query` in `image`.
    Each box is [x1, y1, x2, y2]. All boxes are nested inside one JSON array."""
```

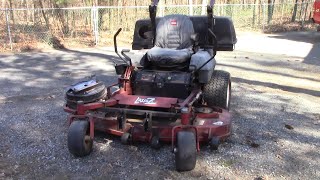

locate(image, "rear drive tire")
[[175, 131, 197, 171], [203, 70, 231, 110], [67, 121, 93, 157]]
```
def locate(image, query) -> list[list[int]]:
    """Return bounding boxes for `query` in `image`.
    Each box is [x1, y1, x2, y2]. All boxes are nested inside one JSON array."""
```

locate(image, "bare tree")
[[8, 0, 15, 27], [291, 0, 299, 22]]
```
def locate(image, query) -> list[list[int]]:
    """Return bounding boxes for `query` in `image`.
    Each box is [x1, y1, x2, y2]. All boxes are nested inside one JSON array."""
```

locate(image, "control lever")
[[113, 28, 132, 66], [121, 49, 132, 66]]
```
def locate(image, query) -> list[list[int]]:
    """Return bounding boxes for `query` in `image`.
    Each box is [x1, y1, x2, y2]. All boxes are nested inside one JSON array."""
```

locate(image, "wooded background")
[[0, 0, 314, 51]]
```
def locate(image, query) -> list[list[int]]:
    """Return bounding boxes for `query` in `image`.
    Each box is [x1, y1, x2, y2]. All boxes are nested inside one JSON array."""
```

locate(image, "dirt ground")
[[0, 31, 319, 179]]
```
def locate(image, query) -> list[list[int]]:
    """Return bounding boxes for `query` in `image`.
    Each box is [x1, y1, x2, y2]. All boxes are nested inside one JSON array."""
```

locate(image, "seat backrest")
[[154, 14, 195, 50]]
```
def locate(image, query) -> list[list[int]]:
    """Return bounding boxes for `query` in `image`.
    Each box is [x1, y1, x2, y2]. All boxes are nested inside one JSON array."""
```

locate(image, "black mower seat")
[[147, 14, 195, 67]]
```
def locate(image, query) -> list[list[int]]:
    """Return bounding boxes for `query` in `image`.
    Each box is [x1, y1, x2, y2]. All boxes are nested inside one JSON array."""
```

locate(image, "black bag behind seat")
[[132, 16, 237, 51]]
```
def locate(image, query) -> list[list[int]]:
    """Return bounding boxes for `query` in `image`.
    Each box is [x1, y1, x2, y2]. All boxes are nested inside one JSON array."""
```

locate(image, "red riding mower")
[[64, 0, 236, 171]]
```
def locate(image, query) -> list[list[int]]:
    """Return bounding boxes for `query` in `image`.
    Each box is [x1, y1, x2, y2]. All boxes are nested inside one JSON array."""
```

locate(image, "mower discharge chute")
[[64, 0, 237, 171]]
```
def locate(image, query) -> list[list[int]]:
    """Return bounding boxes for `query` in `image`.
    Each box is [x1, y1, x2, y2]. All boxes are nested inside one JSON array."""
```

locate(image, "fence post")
[[92, 6, 99, 45], [189, 0, 193, 16], [262, 3, 266, 31], [5, 8, 13, 51], [159, 1, 164, 17], [201, 0, 207, 15]]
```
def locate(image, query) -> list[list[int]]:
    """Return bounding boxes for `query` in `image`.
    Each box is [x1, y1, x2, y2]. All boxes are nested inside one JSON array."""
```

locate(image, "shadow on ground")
[[269, 31, 320, 65], [0, 46, 319, 179]]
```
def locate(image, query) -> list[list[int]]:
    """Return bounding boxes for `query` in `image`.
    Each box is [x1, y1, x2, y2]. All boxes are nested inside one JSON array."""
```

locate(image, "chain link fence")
[[0, 1, 314, 52]]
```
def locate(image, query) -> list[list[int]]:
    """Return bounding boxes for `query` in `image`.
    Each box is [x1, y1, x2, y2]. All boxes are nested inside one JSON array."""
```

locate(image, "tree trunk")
[[38, 0, 50, 33], [98, 0, 106, 31], [226, 0, 232, 17], [51, 1, 69, 36], [252, 0, 257, 27], [1, 0, 6, 8], [8, 0, 15, 29], [291, 0, 298, 22], [258, 0, 261, 25], [298, 0, 305, 21], [267, 0, 273, 24]]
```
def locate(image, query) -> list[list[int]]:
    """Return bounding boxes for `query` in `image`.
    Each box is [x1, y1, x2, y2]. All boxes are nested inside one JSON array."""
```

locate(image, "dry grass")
[[263, 22, 317, 33]]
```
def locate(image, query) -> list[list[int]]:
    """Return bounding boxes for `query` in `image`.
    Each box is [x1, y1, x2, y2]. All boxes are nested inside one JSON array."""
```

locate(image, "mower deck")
[[64, 90, 231, 151]]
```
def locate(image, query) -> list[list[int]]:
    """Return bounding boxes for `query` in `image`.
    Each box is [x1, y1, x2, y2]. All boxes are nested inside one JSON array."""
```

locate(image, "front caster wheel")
[[175, 131, 197, 171], [121, 132, 131, 145], [67, 120, 93, 157], [210, 136, 220, 151], [150, 136, 161, 150]]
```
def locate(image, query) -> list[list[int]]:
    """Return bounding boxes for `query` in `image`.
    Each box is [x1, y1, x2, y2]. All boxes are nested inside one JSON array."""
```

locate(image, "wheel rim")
[[84, 135, 91, 146], [226, 81, 230, 109]]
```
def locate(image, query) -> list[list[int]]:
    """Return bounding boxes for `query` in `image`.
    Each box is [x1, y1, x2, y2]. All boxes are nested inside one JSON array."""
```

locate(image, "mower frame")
[[64, 65, 232, 151]]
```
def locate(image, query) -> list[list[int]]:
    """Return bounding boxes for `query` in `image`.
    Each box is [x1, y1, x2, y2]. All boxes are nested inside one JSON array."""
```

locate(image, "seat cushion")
[[155, 14, 195, 49], [147, 47, 193, 67]]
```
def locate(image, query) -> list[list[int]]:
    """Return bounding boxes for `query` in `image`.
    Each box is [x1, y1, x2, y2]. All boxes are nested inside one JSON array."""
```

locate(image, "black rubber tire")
[[203, 70, 231, 110], [150, 136, 161, 150], [121, 133, 131, 145], [175, 131, 197, 171], [67, 121, 93, 157], [210, 136, 220, 151]]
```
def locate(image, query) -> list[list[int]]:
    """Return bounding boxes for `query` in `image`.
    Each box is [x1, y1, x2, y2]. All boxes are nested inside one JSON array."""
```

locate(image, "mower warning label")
[[134, 97, 156, 105]]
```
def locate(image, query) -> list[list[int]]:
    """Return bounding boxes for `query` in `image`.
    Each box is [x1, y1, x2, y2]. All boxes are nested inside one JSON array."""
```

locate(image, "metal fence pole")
[[189, 0, 193, 16], [262, 3, 266, 31], [92, 6, 99, 45], [5, 9, 13, 51], [95, 7, 99, 45]]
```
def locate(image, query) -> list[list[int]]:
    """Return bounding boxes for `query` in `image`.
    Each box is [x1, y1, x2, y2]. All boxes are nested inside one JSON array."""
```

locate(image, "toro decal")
[[170, 19, 177, 26], [134, 97, 156, 105]]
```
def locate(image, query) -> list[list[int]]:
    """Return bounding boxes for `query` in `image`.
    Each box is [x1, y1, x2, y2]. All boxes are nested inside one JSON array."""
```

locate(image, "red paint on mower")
[[64, 70, 232, 147], [314, 0, 320, 24]]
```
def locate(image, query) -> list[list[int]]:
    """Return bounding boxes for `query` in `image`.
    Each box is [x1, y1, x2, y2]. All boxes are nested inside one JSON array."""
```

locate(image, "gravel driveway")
[[0, 31, 319, 179]]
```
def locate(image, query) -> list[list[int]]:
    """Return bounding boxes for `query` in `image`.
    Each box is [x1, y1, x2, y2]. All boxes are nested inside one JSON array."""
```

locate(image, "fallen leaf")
[[255, 175, 269, 180], [250, 142, 260, 148], [276, 154, 282, 159], [285, 124, 294, 130]]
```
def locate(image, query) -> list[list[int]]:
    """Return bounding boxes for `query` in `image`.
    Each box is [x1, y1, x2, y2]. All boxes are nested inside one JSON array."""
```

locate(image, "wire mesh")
[[0, 10, 10, 52], [0, 1, 315, 52]]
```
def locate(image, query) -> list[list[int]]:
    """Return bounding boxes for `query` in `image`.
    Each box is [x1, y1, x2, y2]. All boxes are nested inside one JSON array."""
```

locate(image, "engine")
[[133, 70, 192, 99]]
